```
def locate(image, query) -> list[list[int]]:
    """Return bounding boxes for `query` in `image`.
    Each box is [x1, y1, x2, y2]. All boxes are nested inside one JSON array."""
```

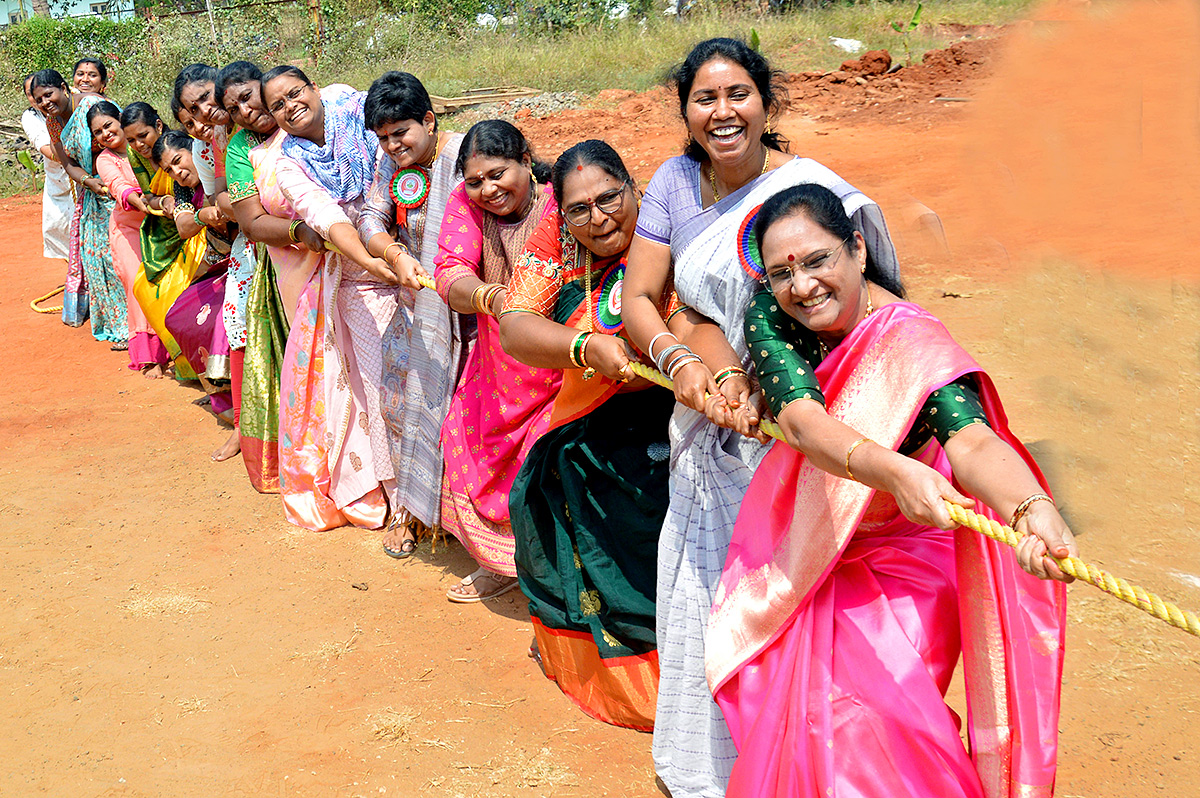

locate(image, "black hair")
[[21, 72, 34, 94], [85, 99, 122, 130], [455, 119, 551, 184], [550, 139, 631, 206], [30, 69, 68, 93], [753, 183, 905, 298], [173, 63, 217, 104], [120, 101, 161, 130], [669, 37, 789, 161], [364, 70, 435, 132], [151, 128, 193, 164], [73, 57, 108, 85], [169, 94, 183, 124], [215, 60, 262, 109], [259, 64, 312, 105]]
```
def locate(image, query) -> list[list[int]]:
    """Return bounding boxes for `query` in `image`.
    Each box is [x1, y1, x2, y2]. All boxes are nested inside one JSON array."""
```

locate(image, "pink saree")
[[708, 303, 1066, 798], [434, 184, 561, 576]]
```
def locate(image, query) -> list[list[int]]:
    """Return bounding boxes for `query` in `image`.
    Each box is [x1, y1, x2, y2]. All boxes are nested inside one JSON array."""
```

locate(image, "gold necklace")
[[419, 130, 441, 169], [709, 146, 769, 203], [580, 243, 596, 380]]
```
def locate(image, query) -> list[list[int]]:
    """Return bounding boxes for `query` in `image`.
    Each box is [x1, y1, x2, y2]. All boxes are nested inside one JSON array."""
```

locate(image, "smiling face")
[[123, 119, 162, 160], [23, 76, 35, 108], [462, 152, 533, 220], [89, 113, 125, 152], [179, 80, 230, 127], [684, 57, 768, 168], [176, 106, 214, 144], [160, 144, 199, 188], [760, 209, 868, 340], [560, 164, 636, 259], [373, 112, 436, 169], [263, 74, 323, 140], [221, 79, 275, 135], [73, 62, 105, 94], [32, 83, 69, 119]]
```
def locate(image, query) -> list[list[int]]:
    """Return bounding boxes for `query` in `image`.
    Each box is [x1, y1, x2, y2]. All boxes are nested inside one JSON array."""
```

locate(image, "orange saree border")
[[532, 617, 658, 733]]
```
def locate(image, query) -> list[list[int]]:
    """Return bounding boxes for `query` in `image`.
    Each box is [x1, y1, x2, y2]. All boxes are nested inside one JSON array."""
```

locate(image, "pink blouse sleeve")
[[276, 155, 352, 238], [433, 184, 485, 303], [96, 151, 143, 212]]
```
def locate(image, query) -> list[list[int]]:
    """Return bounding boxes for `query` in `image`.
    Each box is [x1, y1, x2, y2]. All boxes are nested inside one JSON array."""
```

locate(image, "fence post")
[[205, 0, 219, 46], [308, 0, 323, 59]]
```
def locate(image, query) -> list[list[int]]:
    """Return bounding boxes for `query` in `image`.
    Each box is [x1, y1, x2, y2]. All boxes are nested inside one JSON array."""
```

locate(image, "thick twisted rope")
[[30, 285, 64, 314], [626, 361, 1200, 638]]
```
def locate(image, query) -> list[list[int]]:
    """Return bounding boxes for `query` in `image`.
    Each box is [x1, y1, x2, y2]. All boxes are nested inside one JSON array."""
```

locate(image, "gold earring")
[[766, 119, 774, 135]]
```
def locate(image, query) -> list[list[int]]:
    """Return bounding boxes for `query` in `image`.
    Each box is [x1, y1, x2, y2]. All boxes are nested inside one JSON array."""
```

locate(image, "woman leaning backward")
[[501, 140, 679, 731], [434, 120, 561, 603], [358, 71, 465, 557], [708, 182, 1072, 797], [621, 38, 897, 797], [262, 66, 401, 532]]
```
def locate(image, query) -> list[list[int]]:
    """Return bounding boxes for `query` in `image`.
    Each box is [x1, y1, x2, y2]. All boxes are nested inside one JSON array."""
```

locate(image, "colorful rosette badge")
[[737, 203, 766, 281], [390, 167, 431, 209]]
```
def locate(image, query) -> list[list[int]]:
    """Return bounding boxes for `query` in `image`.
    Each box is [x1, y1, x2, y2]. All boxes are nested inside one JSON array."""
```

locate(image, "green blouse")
[[225, 128, 265, 203], [744, 291, 989, 455]]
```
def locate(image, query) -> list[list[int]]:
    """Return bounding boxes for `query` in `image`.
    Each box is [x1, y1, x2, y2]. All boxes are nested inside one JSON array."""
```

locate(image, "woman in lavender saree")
[[707, 183, 1074, 797]]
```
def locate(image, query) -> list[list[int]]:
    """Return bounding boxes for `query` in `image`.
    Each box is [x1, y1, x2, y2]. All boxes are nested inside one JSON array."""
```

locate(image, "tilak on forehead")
[[787, 254, 795, 261]]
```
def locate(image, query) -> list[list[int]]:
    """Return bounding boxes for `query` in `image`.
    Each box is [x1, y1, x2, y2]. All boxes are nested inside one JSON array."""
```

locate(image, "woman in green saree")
[[500, 141, 681, 731]]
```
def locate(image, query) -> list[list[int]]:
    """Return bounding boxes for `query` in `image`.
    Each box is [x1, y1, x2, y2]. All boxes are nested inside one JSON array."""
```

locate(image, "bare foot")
[[446, 568, 519, 603], [211, 426, 241, 462], [141, 363, 165, 380]]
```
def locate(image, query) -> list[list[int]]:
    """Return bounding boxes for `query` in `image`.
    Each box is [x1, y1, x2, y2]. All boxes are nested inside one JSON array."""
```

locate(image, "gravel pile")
[[453, 91, 583, 125]]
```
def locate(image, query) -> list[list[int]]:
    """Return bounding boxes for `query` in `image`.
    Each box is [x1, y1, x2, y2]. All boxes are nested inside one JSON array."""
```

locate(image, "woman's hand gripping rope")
[[325, 242, 436, 290], [626, 361, 1200, 639]]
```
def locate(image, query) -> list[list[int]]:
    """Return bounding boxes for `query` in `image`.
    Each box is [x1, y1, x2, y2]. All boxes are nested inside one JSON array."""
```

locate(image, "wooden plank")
[[429, 86, 541, 115]]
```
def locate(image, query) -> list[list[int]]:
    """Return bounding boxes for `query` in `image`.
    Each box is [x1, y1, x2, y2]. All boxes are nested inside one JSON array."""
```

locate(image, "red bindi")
[[787, 254, 795, 262], [576, 165, 583, 171]]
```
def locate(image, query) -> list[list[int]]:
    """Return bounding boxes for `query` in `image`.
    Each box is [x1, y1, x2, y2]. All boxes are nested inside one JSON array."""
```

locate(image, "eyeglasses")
[[763, 237, 851, 291], [563, 184, 629, 227]]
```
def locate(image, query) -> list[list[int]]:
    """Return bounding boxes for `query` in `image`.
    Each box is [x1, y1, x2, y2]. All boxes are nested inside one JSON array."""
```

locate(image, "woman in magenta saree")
[[706, 184, 1075, 798]]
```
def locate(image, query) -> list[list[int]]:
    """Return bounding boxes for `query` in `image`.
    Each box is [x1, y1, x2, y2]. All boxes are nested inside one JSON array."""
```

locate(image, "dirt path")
[[2, 3, 1198, 796]]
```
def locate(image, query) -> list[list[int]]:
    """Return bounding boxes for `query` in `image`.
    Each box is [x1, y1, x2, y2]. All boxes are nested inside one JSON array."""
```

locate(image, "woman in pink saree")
[[706, 183, 1075, 797], [434, 120, 561, 602]]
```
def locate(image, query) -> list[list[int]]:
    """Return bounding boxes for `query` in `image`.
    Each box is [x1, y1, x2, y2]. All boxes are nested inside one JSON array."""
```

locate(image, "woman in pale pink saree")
[[260, 67, 397, 532], [705, 184, 1075, 798]]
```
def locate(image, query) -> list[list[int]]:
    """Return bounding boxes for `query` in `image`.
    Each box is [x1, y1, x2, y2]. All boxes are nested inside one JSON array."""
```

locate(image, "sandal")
[[528, 637, 547, 677], [446, 567, 519, 603], [110, 340, 128, 351], [382, 515, 418, 559]]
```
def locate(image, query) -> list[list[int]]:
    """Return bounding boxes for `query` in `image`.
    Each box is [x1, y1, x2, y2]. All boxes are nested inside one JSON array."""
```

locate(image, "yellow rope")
[[30, 285, 64, 314], [324, 242, 436, 290], [627, 361, 1200, 638]]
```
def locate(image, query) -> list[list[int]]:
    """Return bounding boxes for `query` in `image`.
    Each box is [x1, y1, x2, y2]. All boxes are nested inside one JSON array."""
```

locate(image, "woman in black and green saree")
[[499, 140, 681, 731]]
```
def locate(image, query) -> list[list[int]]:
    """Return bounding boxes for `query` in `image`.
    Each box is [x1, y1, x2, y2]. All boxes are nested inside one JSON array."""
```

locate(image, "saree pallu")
[[238, 243, 286, 493], [46, 112, 87, 326], [61, 95, 126, 343], [708, 303, 1065, 798]]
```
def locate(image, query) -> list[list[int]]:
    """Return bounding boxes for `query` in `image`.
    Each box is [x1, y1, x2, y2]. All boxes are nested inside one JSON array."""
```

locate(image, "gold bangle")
[[1009, 492, 1054, 531], [383, 241, 405, 264], [844, 437, 872, 482], [471, 284, 487, 315], [288, 219, 303, 242], [714, 366, 748, 387]]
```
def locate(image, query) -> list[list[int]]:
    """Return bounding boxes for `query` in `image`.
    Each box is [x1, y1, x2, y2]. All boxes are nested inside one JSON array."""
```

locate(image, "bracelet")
[[470, 284, 487, 315], [382, 241, 405, 264], [648, 331, 678, 360], [1009, 492, 1054, 531], [193, 210, 204, 228], [482, 284, 504, 317], [662, 348, 696, 375], [288, 219, 303, 242], [568, 331, 591, 368], [844, 437, 872, 482], [667, 353, 702, 380], [713, 366, 748, 387], [654, 343, 690, 373]]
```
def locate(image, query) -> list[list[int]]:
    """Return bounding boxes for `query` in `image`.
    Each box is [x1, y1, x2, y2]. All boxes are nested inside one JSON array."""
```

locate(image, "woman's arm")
[[943, 424, 1077, 581], [231, 194, 323, 251], [434, 188, 490, 314], [96, 153, 146, 213]]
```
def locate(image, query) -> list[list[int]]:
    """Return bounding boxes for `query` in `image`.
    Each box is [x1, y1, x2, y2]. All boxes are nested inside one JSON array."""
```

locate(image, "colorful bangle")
[[713, 366, 748, 387], [383, 241, 405, 264], [1009, 492, 1054, 531], [648, 331, 678, 360], [470, 284, 487, 315], [288, 219, 303, 242], [844, 437, 872, 482], [569, 331, 592, 368], [483, 284, 505, 316], [193, 210, 204, 228]]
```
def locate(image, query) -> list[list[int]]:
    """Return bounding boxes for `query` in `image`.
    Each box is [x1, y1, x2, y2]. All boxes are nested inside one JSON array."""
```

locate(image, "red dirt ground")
[[2, 1, 1198, 795]]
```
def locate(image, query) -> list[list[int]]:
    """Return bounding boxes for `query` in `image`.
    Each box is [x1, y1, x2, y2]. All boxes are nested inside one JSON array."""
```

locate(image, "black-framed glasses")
[[762, 237, 851, 291], [564, 183, 629, 227]]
